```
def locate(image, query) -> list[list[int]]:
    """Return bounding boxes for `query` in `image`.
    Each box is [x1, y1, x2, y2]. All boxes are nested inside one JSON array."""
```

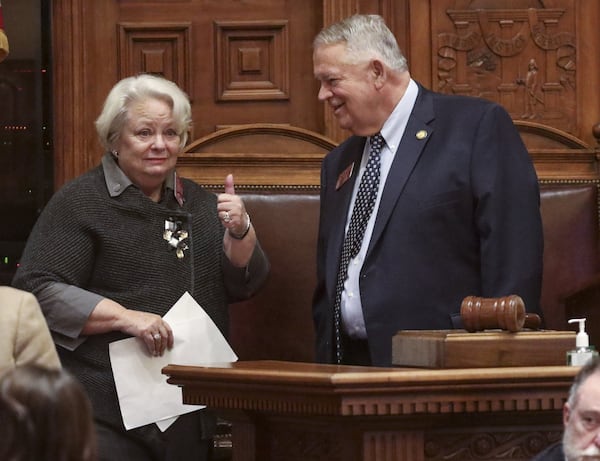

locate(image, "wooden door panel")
[[116, 0, 323, 139]]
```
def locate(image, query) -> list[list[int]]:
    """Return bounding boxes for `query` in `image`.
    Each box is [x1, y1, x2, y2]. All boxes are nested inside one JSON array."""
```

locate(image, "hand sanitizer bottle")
[[567, 318, 599, 366]]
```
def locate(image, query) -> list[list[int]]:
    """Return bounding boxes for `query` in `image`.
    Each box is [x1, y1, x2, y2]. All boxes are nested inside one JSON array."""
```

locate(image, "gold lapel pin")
[[416, 130, 428, 140]]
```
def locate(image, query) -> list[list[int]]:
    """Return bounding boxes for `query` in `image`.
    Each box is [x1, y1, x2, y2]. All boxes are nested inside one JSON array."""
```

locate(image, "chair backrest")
[[539, 184, 600, 330], [229, 191, 319, 362], [179, 124, 334, 362]]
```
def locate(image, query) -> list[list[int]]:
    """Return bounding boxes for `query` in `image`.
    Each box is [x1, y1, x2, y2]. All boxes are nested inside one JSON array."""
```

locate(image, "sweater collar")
[[101, 152, 184, 206]]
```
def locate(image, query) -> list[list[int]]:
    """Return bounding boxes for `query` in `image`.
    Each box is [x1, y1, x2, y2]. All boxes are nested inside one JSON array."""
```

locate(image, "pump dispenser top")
[[567, 317, 598, 366], [569, 318, 590, 348]]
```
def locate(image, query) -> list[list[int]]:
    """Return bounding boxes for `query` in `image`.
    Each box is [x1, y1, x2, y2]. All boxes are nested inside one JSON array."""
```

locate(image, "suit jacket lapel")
[[367, 87, 435, 258]]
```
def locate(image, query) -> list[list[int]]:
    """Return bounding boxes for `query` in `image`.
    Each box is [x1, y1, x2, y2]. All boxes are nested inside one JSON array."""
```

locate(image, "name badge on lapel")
[[336, 163, 354, 190]]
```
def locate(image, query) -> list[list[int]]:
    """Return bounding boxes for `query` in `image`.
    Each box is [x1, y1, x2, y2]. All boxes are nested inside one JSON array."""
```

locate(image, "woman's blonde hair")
[[95, 74, 192, 152]]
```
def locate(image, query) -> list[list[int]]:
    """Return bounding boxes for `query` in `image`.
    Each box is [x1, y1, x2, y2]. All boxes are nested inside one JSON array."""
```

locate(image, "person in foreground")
[[0, 286, 61, 376], [0, 365, 97, 461], [12, 74, 269, 460], [531, 357, 600, 460], [312, 14, 543, 366]]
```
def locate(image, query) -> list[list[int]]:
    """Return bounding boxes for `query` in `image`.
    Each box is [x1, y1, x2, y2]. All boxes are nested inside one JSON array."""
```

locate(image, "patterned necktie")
[[333, 133, 384, 364]]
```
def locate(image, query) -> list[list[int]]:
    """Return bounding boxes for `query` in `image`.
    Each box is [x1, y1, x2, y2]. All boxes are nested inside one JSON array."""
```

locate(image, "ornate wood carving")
[[163, 361, 577, 461], [214, 20, 289, 101], [424, 428, 562, 461], [434, 2, 577, 135], [117, 22, 192, 98]]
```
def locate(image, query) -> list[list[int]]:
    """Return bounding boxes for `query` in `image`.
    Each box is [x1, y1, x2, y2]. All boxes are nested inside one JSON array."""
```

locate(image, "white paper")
[[109, 292, 238, 431]]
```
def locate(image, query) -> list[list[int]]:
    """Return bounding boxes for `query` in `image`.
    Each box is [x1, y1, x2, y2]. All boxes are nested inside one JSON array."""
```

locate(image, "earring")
[[111, 150, 119, 158]]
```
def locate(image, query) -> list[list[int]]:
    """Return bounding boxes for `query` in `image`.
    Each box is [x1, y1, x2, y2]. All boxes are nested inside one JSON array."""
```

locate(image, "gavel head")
[[460, 295, 526, 332]]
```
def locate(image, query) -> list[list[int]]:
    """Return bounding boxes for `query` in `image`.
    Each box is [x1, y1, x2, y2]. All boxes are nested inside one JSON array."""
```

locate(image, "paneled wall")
[[51, 0, 600, 188]]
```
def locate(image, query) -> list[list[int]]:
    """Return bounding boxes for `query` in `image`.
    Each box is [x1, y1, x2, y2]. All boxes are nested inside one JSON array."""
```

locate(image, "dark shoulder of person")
[[530, 442, 564, 461]]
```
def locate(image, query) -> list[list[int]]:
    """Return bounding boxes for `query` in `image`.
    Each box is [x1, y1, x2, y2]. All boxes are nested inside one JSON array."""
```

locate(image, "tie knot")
[[370, 133, 384, 155]]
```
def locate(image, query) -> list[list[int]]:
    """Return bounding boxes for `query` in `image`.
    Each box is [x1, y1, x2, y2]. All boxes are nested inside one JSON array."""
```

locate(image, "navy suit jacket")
[[529, 442, 564, 460], [312, 84, 544, 366]]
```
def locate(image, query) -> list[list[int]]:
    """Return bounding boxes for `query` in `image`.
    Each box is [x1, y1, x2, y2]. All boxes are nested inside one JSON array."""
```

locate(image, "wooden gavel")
[[461, 295, 542, 332]]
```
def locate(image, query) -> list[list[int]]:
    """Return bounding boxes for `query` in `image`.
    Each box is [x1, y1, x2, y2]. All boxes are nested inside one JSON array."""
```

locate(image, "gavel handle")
[[524, 313, 542, 330]]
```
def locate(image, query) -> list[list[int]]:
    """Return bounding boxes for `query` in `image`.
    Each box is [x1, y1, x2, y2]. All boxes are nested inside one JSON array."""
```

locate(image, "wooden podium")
[[163, 360, 577, 461]]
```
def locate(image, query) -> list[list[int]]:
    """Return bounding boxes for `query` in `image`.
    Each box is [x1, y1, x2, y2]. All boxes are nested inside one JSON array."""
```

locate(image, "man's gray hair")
[[313, 14, 408, 72], [567, 356, 600, 408]]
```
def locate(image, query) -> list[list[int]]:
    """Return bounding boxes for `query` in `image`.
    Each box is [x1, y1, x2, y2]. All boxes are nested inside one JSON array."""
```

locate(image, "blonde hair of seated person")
[[0, 365, 97, 461]]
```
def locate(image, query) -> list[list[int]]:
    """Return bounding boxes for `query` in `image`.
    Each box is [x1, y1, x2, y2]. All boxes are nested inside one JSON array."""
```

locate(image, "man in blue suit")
[[312, 14, 543, 366]]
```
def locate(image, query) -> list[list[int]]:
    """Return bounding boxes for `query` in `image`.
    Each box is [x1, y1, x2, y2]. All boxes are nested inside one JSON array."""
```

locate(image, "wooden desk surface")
[[163, 360, 578, 416]]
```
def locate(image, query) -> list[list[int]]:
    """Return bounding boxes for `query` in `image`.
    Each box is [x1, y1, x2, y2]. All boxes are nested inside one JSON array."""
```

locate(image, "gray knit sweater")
[[12, 160, 269, 435]]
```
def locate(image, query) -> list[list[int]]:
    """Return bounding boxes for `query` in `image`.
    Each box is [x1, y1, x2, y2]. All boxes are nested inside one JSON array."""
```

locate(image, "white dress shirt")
[[341, 79, 419, 339]]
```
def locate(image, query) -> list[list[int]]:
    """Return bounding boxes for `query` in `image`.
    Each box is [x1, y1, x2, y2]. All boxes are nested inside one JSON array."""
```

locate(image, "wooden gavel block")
[[461, 295, 542, 332]]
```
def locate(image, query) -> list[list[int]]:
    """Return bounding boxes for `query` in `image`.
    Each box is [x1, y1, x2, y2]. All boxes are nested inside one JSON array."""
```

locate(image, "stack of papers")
[[109, 292, 238, 431]]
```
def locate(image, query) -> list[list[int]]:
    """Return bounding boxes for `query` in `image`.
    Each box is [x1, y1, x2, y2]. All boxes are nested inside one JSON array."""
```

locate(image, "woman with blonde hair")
[[13, 73, 269, 460]]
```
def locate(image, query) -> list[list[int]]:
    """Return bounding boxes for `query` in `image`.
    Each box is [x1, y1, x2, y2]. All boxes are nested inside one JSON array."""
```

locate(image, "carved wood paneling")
[[269, 419, 348, 461], [424, 427, 562, 461], [429, 1, 581, 138], [51, 0, 324, 188], [214, 20, 289, 101], [180, 123, 336, 187], [163, 361, 577, 461], [165, 361, 575, 414], [52, 0, 96, 187], [364, 431, 424, 461], [50, 0, 600, 190], [117, 22, 192, 98], [515, 120, 598, 180]]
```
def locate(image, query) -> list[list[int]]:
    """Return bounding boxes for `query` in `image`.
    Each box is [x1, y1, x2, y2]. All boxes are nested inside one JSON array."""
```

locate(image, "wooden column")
[[52, 0, 89, 188], [321, 0, 359, 143], [52, 0, 118, 188]]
